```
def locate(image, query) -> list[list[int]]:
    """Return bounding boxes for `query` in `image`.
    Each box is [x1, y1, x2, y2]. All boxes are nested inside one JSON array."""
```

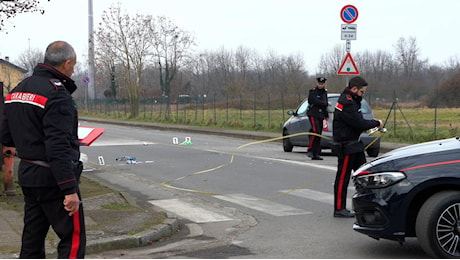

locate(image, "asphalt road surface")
[[81, 120, 428, 259]]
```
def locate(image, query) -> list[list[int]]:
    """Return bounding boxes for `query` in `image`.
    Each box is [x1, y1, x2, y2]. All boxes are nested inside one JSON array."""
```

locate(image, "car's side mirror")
[[287, 110, 297, 116]]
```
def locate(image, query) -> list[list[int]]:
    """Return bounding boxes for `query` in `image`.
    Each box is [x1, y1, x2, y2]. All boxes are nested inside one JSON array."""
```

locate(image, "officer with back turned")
[[0, 41, 86, 258]]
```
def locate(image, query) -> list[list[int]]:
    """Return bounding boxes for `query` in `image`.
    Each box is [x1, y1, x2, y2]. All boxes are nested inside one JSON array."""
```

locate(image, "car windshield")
[[296, 95, 371, 115], [296, 99, 309, 116]]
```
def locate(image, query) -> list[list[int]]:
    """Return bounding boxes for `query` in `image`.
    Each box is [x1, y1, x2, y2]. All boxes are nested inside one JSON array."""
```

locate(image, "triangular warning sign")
[[337, 53, 360, 75]]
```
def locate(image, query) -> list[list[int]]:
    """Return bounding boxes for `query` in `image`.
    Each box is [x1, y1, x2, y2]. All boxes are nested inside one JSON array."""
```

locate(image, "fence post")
[[253, 92, 256, 127], [267, 93, 271, 128], [239, 94, 243, 120], [226, 95, 229, 123], [213, 94, 217, 124], [434, 86, 438, 137]]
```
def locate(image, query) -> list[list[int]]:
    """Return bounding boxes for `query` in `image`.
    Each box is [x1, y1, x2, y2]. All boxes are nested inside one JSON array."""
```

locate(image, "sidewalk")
[[0, 177, 179, 258]]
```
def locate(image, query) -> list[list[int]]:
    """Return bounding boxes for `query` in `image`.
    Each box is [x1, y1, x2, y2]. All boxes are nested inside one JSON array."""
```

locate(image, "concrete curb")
[[79, 174, 181, 256], [85, 214, 179, 255]]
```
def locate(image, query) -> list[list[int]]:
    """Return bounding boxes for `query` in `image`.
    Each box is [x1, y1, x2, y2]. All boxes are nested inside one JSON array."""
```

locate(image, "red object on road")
[[78, 126, 104, 146]]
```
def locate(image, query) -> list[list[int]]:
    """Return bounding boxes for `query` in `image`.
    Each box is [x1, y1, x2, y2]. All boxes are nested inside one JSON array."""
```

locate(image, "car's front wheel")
[[416, 190, 460, 258], [283, 130, 293, 152]]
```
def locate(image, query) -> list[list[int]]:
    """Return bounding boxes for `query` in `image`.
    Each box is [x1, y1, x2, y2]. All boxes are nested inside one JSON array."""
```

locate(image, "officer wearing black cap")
[[306, 77, 330, 160]]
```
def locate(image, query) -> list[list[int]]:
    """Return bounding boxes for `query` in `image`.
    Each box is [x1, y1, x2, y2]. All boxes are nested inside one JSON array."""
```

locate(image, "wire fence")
[[76, 91, 460, 142], [77, 93, 304, 131]]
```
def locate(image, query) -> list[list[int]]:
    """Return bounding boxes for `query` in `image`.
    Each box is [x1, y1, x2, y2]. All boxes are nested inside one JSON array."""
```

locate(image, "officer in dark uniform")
[[332, 76, 382, 218], [0, 41, 86, 258], [306, 77, 330, 160]]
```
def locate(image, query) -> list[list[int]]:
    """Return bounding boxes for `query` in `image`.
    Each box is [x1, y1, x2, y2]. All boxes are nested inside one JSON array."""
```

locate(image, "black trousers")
[[20, 186, 86, 259], [307, 116, 323, 157], [334, 151, 366, 211]]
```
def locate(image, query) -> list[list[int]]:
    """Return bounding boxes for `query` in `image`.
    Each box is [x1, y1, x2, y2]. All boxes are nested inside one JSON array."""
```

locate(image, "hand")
[[63, 193, 80, 216], [377, 120, 383, 129]]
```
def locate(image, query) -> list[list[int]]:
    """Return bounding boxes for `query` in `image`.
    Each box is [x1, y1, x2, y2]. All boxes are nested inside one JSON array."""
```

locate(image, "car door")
[[288, 98, 311, 145]]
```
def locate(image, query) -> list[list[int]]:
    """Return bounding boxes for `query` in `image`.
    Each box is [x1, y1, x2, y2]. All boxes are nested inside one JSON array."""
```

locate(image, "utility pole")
[[88, 0, 95, 99]]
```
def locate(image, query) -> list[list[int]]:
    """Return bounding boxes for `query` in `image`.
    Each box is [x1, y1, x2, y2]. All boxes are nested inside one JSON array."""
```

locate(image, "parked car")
[[282, 93, 380, 157], [352, 137, 460, 258]]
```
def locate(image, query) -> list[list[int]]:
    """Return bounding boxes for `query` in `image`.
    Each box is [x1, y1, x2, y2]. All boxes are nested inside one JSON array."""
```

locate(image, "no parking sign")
[[340, 5, 358, 24], [82, 76, 90, 85]]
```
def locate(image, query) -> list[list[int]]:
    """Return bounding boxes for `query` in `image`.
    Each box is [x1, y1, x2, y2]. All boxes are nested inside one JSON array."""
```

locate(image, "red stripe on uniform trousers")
[[308, 116, 317, 150], [69, 211, 81, 259], [5, 92, 48, 109], [336, 155, 349, 210]]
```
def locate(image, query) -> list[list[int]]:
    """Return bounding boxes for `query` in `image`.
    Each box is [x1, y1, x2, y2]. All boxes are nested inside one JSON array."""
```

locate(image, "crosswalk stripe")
[[91, 140, 155, 146], [149, 188, 352, 223], [213, 193, 311, 217], [148, 199, 234, 223], [281, 188, 352, 207]]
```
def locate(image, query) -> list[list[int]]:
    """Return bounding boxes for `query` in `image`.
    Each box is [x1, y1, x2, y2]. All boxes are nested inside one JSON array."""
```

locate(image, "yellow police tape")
[[160, 131, 385, 198]]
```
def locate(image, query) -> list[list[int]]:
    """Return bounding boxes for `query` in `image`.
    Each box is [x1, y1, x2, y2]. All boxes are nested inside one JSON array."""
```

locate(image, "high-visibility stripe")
[[308, 116, 317, 150], [69, 210, 81, 259], [401, 160, 460, 172], [335, 102, 343, 111], [336, 155, 349, 210], [5, 92, 48, 109]]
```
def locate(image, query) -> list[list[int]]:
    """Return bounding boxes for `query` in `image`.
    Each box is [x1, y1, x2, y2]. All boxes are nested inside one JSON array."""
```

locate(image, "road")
[[81, 120, 428, 258]]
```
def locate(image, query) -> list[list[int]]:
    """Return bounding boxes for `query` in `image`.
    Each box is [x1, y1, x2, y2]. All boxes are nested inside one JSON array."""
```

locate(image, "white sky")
[[1, 0, 459, 74]]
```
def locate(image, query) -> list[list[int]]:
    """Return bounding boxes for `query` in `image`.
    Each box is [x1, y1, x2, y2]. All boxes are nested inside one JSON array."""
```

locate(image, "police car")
[[352, 137, 460, 258]]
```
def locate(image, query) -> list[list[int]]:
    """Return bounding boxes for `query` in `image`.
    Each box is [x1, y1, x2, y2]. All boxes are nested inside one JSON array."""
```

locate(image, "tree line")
[[8, 4, 460, 118]]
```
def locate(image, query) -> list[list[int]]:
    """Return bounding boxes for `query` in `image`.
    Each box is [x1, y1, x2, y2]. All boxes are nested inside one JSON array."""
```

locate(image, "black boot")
[[334, 209, 355, 218]]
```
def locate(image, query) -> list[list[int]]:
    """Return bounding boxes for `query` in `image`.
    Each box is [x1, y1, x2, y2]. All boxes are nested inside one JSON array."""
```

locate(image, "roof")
[[0, 59, 28, 73]]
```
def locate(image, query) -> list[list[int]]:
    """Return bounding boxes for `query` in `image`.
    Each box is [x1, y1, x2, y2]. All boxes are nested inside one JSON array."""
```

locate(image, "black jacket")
[[333, 88, 380, 143], [0, 64, 80, 195], [307, 87, 329, 120]]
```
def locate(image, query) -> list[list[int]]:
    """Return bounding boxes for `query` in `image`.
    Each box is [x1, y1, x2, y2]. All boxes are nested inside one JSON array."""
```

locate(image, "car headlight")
[[354, 171, 406, 189]]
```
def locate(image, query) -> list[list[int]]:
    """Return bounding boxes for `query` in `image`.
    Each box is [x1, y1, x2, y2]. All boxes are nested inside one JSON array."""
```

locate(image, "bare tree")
[[283, 53, 307, 94], [263, 50, 284, 93], [443, 55, 460, 77], [96, 5, 153, 117], [16, 47, 43, 76], [0, 0, 47, 31], [394, 37, 428, 79], [318, 44, 345, 75], [188, 52, 212, 98], [353, 50, 395, 99], [150, 16, 195, 116]]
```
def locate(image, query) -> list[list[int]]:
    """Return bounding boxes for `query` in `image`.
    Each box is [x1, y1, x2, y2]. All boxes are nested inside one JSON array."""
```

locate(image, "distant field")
[[372, 107, 459, 143], [81, 105, 460, 144]]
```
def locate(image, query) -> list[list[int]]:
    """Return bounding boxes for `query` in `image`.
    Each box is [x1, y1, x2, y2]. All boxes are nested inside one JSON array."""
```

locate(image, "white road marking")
[[283, 188, 353, 207], [204, 149, 337, 172], [90, 140, 156, 146], [148, 199, 234, 223], [213, 193, 311, 217]]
